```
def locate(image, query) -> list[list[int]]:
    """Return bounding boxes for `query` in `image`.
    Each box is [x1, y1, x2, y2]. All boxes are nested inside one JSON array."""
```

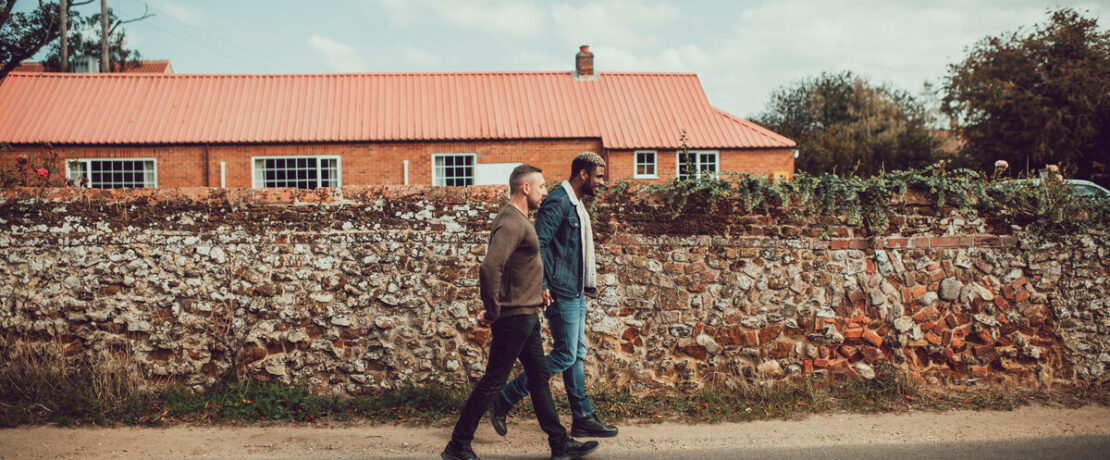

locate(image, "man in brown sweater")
[[442, 165, 599, 460]]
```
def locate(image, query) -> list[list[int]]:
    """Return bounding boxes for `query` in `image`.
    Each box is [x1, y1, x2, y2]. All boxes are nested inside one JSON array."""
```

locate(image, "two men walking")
[[442, 153, 616, 460], [489, 152, 618, 439]]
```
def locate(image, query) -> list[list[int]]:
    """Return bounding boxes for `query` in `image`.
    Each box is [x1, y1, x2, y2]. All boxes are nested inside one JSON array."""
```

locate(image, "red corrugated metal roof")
[[13, 62, 45, 72], [0, 71, 793, 149], [14, 60, 174, 73], [113, 60, 174, 73]]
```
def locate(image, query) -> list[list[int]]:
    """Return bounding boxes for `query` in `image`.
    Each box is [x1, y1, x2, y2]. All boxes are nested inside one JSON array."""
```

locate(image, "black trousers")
[[449, 312, 568, 449]]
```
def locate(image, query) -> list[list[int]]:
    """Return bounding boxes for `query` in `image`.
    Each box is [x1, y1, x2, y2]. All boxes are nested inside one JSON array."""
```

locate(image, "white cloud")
[[150, 0, 201, 26], [510, 50, 566, 71], [695, 0, 1102, 116], [377, 0, 546, 37], [399, 46, 441, 68], [594, 44, 712, 73], [550, 0, 680, 49], [377, 0, 415, 28], [307, 34, 368, 72]]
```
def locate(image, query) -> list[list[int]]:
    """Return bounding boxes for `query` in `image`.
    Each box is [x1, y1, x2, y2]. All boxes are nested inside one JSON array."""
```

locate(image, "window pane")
[[255, 156, 336, 189], [678, 153, 696, 180], [81, 159, 154, 188], [636, 152, 656, 177], [701, 154, 717, 172], [435, 155, 474, 186], [68, 161, 87, 186]]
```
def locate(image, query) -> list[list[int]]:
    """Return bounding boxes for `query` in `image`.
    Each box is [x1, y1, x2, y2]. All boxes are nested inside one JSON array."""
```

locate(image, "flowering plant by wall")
[[0, 145, 71, 188]]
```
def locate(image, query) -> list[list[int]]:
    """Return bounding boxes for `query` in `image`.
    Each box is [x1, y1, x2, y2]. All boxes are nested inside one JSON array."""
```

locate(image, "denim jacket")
[[536, 186, 583, 298]]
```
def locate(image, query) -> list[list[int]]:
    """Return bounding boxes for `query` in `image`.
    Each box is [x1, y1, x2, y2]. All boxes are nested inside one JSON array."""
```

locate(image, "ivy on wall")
[[598, 162, 1110, 242]]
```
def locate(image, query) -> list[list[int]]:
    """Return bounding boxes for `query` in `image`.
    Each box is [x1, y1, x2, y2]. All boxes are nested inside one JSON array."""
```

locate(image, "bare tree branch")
[[108, 3, 152, 35]]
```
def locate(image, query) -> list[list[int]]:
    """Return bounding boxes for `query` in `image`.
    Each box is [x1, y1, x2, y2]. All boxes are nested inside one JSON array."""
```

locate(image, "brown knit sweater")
[[479, 204, 544, 322]]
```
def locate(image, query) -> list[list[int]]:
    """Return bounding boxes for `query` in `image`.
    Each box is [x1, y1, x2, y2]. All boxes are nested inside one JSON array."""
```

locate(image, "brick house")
[[0, 47, 794, 189]]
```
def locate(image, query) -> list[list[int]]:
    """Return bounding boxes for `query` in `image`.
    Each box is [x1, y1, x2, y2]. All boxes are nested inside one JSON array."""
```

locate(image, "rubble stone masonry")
[[1, 186, 1107, 394]]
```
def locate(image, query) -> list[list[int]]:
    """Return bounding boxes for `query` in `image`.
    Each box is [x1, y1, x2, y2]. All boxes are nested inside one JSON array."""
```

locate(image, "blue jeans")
[[500, 294, 594, 420]]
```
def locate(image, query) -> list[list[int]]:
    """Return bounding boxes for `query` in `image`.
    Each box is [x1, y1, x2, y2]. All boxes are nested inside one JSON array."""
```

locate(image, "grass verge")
[[3, 358, 1106, 427]]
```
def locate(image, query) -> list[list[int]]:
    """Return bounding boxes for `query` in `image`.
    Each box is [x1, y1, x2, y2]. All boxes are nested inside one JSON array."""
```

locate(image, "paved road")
[[283, 435, 1110, 460], [4, 405, 1108, 459], [266, 434, 1110, 459], [524, 435, 1110, 460]]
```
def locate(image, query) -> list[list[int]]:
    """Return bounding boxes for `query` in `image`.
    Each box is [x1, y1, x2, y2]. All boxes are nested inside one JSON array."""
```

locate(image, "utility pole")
[[60, 0, 68, 72], [100, 0, 109, 72]]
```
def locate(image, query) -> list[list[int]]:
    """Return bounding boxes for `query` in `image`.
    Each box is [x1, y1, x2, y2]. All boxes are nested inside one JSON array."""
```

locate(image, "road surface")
[[1, 405, 1108, 459]]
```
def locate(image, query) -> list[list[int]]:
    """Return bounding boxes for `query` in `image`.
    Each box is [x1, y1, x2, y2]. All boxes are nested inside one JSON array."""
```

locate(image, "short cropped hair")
[[570, 151, 606, 178], [509, 164, 543, 195]]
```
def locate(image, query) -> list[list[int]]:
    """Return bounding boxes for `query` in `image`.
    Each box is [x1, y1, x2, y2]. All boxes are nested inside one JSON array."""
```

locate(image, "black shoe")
[[487, 395, 511, 437], [551, 438, 599, 460], [570, 414, 618, 438], [441, 443, 480, 460]]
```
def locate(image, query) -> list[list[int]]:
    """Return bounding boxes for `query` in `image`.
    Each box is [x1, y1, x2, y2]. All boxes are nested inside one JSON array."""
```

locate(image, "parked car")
[[1063, 179, 1110, 199], [1002, 178, 1110, 200]]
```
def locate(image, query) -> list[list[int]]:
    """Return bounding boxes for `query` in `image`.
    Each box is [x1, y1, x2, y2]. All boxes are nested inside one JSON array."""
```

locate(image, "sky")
[[21, 0, 1110, 119]]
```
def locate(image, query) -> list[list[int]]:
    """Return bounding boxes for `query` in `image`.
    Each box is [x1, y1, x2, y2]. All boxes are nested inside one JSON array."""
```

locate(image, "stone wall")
[[1, 186, 1107, 394]]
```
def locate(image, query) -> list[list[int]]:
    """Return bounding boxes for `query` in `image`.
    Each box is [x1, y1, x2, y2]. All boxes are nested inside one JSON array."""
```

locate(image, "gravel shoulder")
[[2, 404, 1109, 459]]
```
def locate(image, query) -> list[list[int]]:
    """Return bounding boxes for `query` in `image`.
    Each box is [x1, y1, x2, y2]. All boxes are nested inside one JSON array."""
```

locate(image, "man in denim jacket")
[[489, 152, 619, 438]]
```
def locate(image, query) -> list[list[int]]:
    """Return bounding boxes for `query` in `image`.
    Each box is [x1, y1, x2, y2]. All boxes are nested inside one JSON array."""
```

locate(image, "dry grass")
[[1, 336, 1105, 427], [0, 336, 151, 426]]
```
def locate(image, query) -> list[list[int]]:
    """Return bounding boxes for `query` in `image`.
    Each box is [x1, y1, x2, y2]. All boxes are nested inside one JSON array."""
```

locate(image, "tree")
[[41, 4, 150, 72], [0, 1, 62, 80], [943, 8, 1110, 186], [0, 1, 149, 80], [752, 71, 943, 176]]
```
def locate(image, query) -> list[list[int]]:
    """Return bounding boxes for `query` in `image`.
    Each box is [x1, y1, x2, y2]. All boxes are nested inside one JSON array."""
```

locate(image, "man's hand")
[[477, 310, 492, 326], [542, 289, 553, 307]]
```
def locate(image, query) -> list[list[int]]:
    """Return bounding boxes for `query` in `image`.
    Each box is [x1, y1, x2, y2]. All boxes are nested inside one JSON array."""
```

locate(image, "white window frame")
[[66, 157, 158, 188], [676, 150, 719, 181], [633, 150, 658, 179], [431, 153, 477, 186], [251, 155, 342, 189]]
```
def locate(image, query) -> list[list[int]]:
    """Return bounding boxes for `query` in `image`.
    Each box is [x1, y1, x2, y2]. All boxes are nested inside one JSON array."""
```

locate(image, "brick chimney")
[[575, 45, 595, 80]]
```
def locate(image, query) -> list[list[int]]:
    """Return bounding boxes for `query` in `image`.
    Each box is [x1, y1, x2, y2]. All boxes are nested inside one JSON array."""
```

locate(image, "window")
[[634, 151, 657, 178], [432, 154, 476, 186], [474, 162, 523, 186], [676, 151, 718, 180], [67, 158, 157, 188], [252, 156, 340, 189]]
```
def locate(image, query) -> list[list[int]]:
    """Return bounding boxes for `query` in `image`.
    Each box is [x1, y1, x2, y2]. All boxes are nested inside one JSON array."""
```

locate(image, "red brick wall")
[[4, 140, 605, 188], [607, 148, 795, 183], [4, 141, 794, 188], [2, 145, 208, 187]]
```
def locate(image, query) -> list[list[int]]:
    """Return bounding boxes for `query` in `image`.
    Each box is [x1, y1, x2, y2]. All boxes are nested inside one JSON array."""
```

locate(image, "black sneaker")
[[570, 414, 618, 438], [551, 438, 599, 460], [441, 443, 480, 460], [487, 395, 511, 436]]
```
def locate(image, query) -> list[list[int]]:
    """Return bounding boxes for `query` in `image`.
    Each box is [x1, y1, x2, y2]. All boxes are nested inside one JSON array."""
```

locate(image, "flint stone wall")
[[1, 186, 1108, 394]]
